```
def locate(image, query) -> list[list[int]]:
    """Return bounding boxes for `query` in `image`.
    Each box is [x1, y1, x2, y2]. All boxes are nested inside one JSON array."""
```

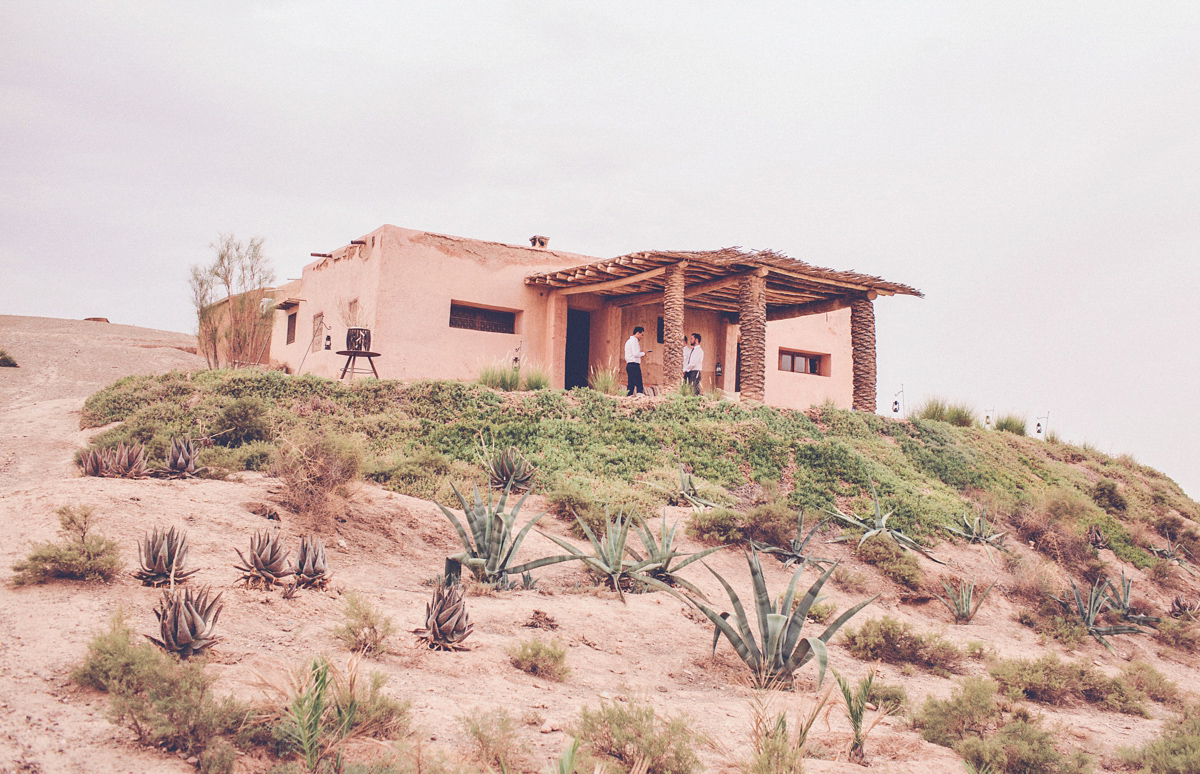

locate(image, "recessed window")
[[779, 348, 828, 376], [449, 303, 516, 334], [656, 316, 665, 344], [286, 313, 297, 344]]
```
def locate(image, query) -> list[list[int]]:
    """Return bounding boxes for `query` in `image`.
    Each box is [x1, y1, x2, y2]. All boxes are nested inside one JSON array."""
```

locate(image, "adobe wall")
[[763, 307, 854, 410], [270, 226, 597, 384]]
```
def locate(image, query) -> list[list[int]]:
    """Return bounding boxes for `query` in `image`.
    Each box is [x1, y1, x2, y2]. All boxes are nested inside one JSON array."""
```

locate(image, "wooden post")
[[851, 299, 877, 412], [738, 274, 767, 403], [661, 263, 686, 389]]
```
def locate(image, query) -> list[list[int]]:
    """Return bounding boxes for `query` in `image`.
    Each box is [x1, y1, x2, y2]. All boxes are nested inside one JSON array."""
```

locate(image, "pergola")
[[525, 248, 921, 407]]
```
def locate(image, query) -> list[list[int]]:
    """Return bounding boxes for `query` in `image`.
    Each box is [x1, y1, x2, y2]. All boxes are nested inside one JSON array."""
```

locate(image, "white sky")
[[3, 2, 1198, 498]]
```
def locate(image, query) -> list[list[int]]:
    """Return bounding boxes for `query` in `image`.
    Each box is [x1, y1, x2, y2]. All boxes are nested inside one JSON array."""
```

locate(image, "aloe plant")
[[436, 483, 574, 585], [1050, 578, 1145, 652], [827, 481, 943, 564], [932, 576, 994, 624], [943, 507, 1007, 553], [1150, 541, 1198, 576], [542, 510, 674, 601], [751, 508, 835, 569], [1105, 571, 1161, 626], [650, 463, 721, 509], [627, 513, 722, 597], [688, 551, 878, 688]]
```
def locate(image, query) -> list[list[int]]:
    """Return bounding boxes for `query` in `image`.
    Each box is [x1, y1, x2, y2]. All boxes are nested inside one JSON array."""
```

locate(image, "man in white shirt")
[[624, 326, 648, 395], [683, 332, 704, 390]]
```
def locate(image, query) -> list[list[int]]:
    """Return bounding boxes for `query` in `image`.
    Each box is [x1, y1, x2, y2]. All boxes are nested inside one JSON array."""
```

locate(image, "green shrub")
[[545, 478, 602, 527], [1122, 661, 1180, 706], [1120, 702, 1200, 774], [477, 361, 520, 391], [274, 432, 363, 515], [988, 654, 1147, 716], [1155, 619, 1200, 651], [855, 536, 923, 589], [214, 396, 272, 446], [11, 505, 122, 585], [331, 592, 393, 656], [994, 415, 1027, 435], [0, 349, 17, 367], [868, 681, 907, 713], [841, 616, 963, 673], [574, 697, 701, 774], [915, 677, 1001, 747], [742, 503, 797, 546], [588, 364, 623, 395], [687, 507, 745, 544], [458, 707, 526, 771], [915, 398, 977, 427], [521, 365, 550, 391], [72, 613, 250, 759], [507, 639, 569, 681], [1092, 479, 1126, 514], [805, 601, 837, 624]]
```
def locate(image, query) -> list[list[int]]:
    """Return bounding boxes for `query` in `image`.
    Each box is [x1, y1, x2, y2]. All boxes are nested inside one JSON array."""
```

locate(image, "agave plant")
[[415, 580, 474, 650], [436, 483, 572, 585], [134, 525, 199, 587], [77, 447, 106, 477], [542, 510, 675, 601], [155, 436, 203, 478], [148, 585, 223, 658], [627, 513, 722, 597], [673, 463, 721, 509], [1150, 541, 1198, 576], [1050, 578, 1145, 652], [108, 442, 149, 478], [943, 507, 1008, 553], [234, 529, 294, 587], [294, 535, 330, 589], [1105, 571, 1161, 626], [484, 446, 537, 491], [688, 551, 878, 688], [827, 482, 943, 564], [751, 509, 835, 569], [1170, 595, 1199, 621], [932, 576, 994, 624]]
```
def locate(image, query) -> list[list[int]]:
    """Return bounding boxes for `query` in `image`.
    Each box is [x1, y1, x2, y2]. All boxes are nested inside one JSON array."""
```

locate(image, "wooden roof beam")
[[611, 266, 767, 308], [765, 266, 876, 294], [766, 290, 876, 321], [556, 264, 674, 296]]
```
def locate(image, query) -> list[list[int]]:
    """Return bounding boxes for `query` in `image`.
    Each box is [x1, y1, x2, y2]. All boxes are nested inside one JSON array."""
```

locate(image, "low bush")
[[805, 601, 837, 624], [855, 537, 923, 589], [867, 681, 907, 713], [987, 654, 1147, 716], [213, 396, 273, 446], [331, 592, 393, 656], [0, 348, 17, 367], [587, 363, 623, 395], [915, 398, 976, 428], [915, 677, 1001, 747], [841, 616, 963, 673], [1155, 619, 1200, 651], [11, 505, 122, 585], [477, 362, 520, 391], [458, 708, 526, 772], [521, 365, 550, 391], [1091, 479, 1126, 515], [273, 432, 362, 516], [508, 639, 569, 681], [575, 696, 701, 774], [1121, 661, 1180, 706], [1120, 702, 1200, 774], [684, 503, 797, 547], [72, 613, 250, 765], [687, 507, 745, 544], [994, 415, 1027, 435]]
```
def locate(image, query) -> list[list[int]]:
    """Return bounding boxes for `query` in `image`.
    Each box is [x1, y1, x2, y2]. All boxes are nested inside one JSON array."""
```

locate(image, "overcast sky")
[[3, 2, 1198, 498]]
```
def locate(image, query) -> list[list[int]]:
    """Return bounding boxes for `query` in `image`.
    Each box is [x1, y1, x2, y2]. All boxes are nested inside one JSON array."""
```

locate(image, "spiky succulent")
[[943, 507, 1008, 554], [751, 509, 835, 569], [828, 481, 943, 564], [486, 446, 537, 491], [1170, 595, 1199, 621], [234, 529, 293, 587], [294, 535, 330, 589], [148, 585, 223, 658], [134, 526, 199, 587], [415, 581, 474, 650], [1050, 578, 1145, 652], [77, 442, 148, 479], [156, 436, 202, 478]]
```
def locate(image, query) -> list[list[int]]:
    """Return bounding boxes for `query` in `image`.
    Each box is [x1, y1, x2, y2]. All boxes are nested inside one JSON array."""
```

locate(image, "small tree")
[[189, 234, 275, 369]]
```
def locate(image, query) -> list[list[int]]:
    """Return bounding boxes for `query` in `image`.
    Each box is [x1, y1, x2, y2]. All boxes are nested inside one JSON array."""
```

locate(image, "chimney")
[[529, 235, 549, 248]]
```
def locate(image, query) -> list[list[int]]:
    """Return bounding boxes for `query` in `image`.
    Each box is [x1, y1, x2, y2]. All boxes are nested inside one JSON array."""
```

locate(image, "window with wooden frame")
[[286, 313, 297, 345], [311, 313, 324, 352], [778, 348, 828, 376], [449, 302, 517, 334]]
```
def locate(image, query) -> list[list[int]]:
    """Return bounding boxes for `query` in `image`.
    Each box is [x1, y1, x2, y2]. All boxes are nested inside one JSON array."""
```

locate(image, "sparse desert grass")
[[855, 536, 923, 589], [832, 566, 870, 593], [805, 600, 837, 624], [507, 639, 569, 681], [457, 707, 527, 772], [273, 431, 362, 517], [574, 696, 702, 774], [1154, 619, 1200, 651], [994, 414, 1027, 435], [1121, 661, 1181, 706], [588, 363, 623, 395], [520, 364, 550, 391], [1120, 702, 1200, 774], [331, 592, 393, 656], [915, 397, 977, 427], [841, 616, 963, 674], [476, 361, 521, 391], [11, 505, 122, 585]]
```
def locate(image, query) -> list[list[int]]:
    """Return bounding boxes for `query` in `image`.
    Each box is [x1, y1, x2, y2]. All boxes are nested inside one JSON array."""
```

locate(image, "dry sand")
[[0, 315, 1194, 773]]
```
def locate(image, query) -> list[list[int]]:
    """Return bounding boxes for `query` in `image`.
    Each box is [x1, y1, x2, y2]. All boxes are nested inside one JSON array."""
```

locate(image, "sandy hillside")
[[0, 315, 1195, 774]]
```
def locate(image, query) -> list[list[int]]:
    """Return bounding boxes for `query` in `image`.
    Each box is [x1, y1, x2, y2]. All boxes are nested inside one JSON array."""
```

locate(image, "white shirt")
[[624, 335, 645, 364], [684, 344, 704, 373]]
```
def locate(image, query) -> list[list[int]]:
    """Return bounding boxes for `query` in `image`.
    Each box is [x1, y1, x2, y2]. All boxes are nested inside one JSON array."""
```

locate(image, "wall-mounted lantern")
[[324, 335, 332, 350]]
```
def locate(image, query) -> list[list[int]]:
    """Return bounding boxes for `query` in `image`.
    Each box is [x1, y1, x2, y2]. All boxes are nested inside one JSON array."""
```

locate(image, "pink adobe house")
[[267, 225, 921, 410]]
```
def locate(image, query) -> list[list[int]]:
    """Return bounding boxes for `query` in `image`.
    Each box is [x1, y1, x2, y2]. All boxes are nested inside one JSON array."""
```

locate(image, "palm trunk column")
[[850, 298, 877, 412], [738, 273, 767, 403], [661, 262, 686, 389]]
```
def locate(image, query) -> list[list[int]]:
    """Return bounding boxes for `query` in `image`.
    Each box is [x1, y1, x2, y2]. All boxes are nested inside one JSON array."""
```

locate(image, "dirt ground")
[[0, 315, 1195, 774]]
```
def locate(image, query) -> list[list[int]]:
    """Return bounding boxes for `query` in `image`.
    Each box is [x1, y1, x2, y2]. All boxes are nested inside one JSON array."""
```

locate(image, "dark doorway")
[[734, 341, 743, 393], [565, 309, 591, 390]]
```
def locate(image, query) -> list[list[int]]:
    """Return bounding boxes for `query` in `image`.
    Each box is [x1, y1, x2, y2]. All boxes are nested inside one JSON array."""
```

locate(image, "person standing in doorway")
[[683, 332, 703, 390], [624, 326, 649, 395]]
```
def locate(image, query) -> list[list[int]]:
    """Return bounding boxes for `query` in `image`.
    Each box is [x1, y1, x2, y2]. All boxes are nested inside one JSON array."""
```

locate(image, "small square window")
[[778, 348, 828, 376]]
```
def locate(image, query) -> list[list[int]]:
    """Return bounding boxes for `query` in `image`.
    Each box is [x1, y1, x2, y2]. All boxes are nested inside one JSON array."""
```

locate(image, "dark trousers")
[[626, 362, 644, 395], [684, 370, 701, 390]]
